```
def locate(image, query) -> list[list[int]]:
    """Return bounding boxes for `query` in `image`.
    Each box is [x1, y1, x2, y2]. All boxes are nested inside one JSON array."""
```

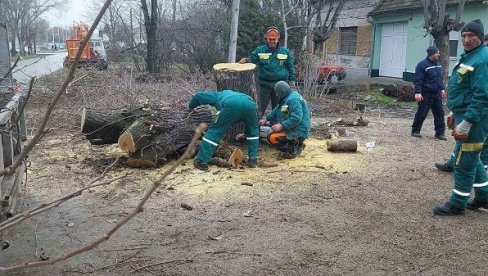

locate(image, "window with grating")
[[339, 27, 357, 55]]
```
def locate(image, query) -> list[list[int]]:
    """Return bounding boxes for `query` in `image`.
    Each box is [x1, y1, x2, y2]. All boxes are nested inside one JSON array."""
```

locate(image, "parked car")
[[296, 58, 346, 84]]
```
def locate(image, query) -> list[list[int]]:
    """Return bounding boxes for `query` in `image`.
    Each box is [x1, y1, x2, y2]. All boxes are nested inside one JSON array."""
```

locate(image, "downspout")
[[367, 15, 376, 78]]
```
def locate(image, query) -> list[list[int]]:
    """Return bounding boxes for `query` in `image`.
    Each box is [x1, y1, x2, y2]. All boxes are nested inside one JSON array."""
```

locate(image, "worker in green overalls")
[[239, 27, 296, 116], [433, 19, 488, 215], [189, 90, 260, 171], [435, 33, 488, 173]]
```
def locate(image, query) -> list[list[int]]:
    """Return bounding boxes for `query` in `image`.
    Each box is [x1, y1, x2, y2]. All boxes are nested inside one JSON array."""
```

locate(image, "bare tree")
[[141, 0, 160, 73], [0, 0, 65, 55], [309, 0, 346, 55], [420, 0, 466, 84]]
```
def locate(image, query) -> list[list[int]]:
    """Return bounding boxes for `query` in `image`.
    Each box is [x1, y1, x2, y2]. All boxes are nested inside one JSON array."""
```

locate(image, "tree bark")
[[212, 63, 259, 140], [327, 139, 358, 152], [114, 106, 213, 167], [81, 107, 147, 145]]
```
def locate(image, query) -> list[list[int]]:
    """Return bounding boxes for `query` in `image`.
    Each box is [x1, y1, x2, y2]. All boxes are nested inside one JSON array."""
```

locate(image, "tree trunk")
[[433, 33, 450, 86], [227, 0, 240, 62], [115, 106, 213, 167], [327, 139, 358, 152], [212, 63, 259, 141], [80, 107, 147, 145]]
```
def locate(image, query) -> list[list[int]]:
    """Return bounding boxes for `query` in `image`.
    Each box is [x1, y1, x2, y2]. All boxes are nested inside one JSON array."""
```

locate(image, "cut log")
[[116, 106, 213, 166], [81, 107, 148, 145], [327, 139, 358, 152], [213, 63, 259, 141], [329, 117, 369, 127]]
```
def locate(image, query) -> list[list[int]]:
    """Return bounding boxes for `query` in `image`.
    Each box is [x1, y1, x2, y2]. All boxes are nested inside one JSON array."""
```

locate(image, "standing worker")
[[433, 19, 488, 216], [260, 81, 310, 159], [239, 27, 297, 116], [189, 90, 260, 171], [435, 33, 488, 172], [411, 46, 446, 140]]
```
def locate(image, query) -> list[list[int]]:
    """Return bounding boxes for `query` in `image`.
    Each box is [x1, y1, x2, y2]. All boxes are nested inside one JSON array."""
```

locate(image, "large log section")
[[212, 63, 259, 140], [81, 105, 213, 167]]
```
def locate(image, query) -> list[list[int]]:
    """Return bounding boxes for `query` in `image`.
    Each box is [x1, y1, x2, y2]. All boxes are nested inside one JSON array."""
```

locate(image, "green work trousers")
[[259, 80, 279, 116], [197, 98, 259, 163], [449, 114, 488, 208]]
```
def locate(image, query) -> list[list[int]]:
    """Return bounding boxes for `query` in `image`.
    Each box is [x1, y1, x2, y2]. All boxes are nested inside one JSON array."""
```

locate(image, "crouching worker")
[[189, 90, 260, 171], [260, 81, 310, 158]]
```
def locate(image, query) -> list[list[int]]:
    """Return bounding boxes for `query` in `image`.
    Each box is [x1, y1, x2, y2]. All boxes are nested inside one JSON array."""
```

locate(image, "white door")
[[379, 22, 407, 78]]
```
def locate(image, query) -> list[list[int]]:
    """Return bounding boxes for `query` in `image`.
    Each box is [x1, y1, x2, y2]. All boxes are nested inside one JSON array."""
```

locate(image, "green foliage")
[[236, 0, 268, 58], [236, 0, 305, 58]]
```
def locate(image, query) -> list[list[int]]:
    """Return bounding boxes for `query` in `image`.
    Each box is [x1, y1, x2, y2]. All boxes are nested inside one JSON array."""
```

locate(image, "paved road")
[[12, 51, 66, 84]]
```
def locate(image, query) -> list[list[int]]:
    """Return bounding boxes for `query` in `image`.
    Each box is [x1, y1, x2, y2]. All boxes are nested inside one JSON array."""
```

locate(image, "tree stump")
[[327, 139, 358, 152], [213, 63, 259, 141]]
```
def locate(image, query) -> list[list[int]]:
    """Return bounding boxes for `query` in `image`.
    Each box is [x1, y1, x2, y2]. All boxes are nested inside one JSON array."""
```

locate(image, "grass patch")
[[363, 91, 415, 107]]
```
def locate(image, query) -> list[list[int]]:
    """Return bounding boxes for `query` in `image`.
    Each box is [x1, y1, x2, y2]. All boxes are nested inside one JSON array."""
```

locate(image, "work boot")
[[433, 202, 465, 216], [411, 132, 422, 138], [467, 198, 488, 210], [193, 158, 208, 171], [247, 157, 257, 168], [435, 161, 453, 173], [435, 134, 447, 140]]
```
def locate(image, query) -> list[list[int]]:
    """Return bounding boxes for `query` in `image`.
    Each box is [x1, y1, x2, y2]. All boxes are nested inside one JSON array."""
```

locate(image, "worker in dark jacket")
[[433, 19, 488, 216], [260, 81, 310, 158], [435, 33, 488, 173], [411, 46, 447, 140], [189, 90, 260, 171], [239, 27, 296, 116]]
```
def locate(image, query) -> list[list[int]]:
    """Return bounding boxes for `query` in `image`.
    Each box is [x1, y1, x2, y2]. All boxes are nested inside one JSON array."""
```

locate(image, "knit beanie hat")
[[427, 46, 439, 57], [274, 81, 291, 99], [461, 19, 484, 42]]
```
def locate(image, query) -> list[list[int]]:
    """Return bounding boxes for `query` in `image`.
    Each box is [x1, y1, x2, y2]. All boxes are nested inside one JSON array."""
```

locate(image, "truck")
[[63, 22, 108, 70]]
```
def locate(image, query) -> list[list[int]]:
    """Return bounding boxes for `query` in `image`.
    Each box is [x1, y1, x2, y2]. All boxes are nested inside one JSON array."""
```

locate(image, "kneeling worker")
[[190, 90, 260, 171], [260, 81, 310, 158]]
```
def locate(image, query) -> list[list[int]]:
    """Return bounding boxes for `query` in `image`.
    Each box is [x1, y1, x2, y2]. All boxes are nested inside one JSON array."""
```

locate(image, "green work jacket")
[[267, 90, 310, 140], [447, 44, 488, 123], [248, 45, 296, 83]]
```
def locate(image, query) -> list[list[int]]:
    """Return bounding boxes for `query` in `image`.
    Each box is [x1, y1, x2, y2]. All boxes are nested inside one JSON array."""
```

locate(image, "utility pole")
[[227, 0, 240, 63]]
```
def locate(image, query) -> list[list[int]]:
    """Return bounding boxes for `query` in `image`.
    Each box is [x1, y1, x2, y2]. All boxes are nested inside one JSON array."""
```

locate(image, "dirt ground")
[[2, 71, 488, 275]]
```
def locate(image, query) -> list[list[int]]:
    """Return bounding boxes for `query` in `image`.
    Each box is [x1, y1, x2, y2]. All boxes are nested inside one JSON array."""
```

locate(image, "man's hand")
[[451, 120, 472, 141], [259, 117, 267, 126], [271, 123, 283, 132], [415, 93, 424, 102], [238, 58, 248, 64], [440, 89, 446, 100], [447, 112, 455, 130]]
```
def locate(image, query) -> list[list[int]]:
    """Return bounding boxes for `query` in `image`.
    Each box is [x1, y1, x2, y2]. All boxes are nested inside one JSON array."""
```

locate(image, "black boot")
[[467, 198, 488, 210], [435, 161, 453, 173], [435, 134, 447, 140], [433, 202, 465, 216], [247, 157, 257, 168], [193, 158, 209, 171], [411, 132, 422, 138]]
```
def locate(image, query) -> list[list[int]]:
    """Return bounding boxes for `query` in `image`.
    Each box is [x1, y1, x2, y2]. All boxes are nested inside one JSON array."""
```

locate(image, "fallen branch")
[[0, 123, 206, 273]]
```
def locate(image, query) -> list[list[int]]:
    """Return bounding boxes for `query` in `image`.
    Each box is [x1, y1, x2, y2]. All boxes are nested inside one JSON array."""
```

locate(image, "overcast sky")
[[43, 1, 91, 27]]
